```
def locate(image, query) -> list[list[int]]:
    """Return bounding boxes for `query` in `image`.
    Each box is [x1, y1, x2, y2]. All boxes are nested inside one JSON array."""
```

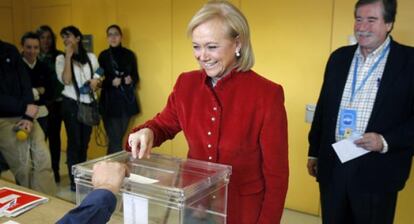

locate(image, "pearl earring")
[[235, 51, 240, 57]]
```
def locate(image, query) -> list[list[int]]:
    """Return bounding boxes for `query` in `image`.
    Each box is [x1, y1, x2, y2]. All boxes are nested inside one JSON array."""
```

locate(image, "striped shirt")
[[335, 37, 391, 141]]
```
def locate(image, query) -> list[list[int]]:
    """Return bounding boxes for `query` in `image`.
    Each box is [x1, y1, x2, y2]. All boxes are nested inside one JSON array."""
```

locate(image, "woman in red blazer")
[[126, 1, 289, 223]]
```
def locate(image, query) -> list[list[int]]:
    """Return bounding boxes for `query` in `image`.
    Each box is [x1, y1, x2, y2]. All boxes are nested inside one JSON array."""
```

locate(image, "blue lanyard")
[[350, 43, 390, 103]]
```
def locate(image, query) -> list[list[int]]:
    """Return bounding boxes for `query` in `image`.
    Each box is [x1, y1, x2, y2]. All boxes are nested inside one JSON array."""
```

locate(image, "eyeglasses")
[[107, 33, 121, 37]]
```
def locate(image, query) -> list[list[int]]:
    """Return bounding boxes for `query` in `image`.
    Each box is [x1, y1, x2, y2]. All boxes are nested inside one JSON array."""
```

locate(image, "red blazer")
[[128, 69, 289, 223]]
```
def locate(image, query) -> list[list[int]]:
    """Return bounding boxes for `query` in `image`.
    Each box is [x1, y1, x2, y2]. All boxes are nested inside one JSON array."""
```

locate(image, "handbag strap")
[[71, 55, 96, 103], [108, 48, 120, 73], [108, 48, 132, 78]]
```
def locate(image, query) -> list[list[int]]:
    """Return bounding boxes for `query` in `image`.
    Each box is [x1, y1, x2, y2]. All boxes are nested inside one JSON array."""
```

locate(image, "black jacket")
[[98, 45, 140, 117], [0, 41, 34, 117], [23, 59, 52, 106], [309, 39, 414, 192]]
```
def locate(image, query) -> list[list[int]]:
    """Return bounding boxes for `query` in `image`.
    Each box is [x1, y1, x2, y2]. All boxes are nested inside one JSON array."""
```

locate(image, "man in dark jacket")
[[307, 0, 414, 223], [0, 40, 56, 195]]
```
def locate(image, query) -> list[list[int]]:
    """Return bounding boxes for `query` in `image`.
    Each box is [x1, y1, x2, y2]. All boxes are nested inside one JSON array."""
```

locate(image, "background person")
[[308, 0, 414, 223], [20, 31, 52, 135], [126, 1, 289, 223], [0, 39, 56, 195], [56, 25, 102, 191], [98, 24, 140, 155], [36, 25, 65, 183]]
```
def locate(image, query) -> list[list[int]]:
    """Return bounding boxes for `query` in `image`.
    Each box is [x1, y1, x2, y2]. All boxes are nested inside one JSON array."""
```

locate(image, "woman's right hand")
[[112, 77, 122, 87], [128, 128, 154, 159], [65, 42, 74, 58]]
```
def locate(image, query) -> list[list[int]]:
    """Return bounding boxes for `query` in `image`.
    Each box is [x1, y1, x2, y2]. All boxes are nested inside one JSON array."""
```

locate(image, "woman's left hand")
[[89, 78, 101, 91], [124, 75, 132, 85]]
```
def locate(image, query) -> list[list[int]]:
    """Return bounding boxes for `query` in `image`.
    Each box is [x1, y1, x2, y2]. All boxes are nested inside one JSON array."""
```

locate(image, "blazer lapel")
[[368, 40, 403, 128], [331, 46, 357, 117]]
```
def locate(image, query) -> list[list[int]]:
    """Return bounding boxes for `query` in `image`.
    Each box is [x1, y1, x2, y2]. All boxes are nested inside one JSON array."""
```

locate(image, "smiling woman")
[[191, 18, 240, 82], [125, 1, 289, 223]]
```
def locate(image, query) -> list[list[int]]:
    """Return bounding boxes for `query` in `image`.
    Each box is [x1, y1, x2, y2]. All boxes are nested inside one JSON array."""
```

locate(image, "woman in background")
[[56, 25, 102, 191], [98, 24, 140, 154], [36, 25, 64, 183]]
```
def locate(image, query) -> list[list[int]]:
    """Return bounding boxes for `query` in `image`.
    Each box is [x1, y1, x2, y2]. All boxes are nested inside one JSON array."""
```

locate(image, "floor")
[[281, 209, 321, 224], [1, 153, 322, 224]]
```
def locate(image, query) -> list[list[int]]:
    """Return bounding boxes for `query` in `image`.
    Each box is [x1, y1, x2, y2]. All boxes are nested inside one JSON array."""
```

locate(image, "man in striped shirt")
[[308, 0, 414, 223]]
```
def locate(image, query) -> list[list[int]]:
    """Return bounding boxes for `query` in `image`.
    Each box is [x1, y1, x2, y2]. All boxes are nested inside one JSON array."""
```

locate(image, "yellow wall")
[[0, 1, 14, 42], [2, 0, 414, 222], [243, 0, 333, 214]]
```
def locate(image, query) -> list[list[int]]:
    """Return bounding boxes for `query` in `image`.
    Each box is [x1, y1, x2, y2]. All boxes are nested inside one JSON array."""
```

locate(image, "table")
[[0, 179, 122, 223]]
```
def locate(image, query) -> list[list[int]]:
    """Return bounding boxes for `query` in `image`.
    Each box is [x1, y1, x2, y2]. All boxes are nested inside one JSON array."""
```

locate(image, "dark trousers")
[[319, 163, 398, 224], [103, 114, 130, 155], [47, 101, 63, 181], [37, 116, 48, 139], [62, 97, 92, 187]]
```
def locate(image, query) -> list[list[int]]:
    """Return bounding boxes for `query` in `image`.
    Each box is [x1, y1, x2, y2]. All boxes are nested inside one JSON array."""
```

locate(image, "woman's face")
[[107, 27, 122, 47], [39, 31, 52, 53], [192, 18, 240, 79], [61, 32, 80, 50]]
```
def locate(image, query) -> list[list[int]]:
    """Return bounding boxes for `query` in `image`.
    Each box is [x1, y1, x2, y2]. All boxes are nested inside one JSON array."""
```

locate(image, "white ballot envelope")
[[332, 134, 370, 163], [128, 173, 159, 184], [123, 193, 148, 224]]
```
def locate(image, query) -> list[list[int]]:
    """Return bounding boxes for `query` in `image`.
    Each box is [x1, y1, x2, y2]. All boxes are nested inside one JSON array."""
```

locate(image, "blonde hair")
[[187, 0, 254, 71]]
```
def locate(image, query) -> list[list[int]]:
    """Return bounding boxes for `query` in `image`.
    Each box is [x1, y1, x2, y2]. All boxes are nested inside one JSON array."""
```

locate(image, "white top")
[[55, 53, 100, 103]]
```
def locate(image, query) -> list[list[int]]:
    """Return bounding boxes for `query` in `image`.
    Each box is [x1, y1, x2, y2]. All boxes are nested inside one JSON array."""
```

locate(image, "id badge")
[[339, 108, 357, 138]]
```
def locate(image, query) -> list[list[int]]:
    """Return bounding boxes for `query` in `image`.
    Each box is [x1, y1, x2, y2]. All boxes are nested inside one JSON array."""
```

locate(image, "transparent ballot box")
[[73, 151, 232, 224]]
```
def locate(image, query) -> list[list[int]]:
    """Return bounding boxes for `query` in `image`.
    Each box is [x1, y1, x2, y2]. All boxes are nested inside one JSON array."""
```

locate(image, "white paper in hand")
[[332, 134, 369, 163]]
